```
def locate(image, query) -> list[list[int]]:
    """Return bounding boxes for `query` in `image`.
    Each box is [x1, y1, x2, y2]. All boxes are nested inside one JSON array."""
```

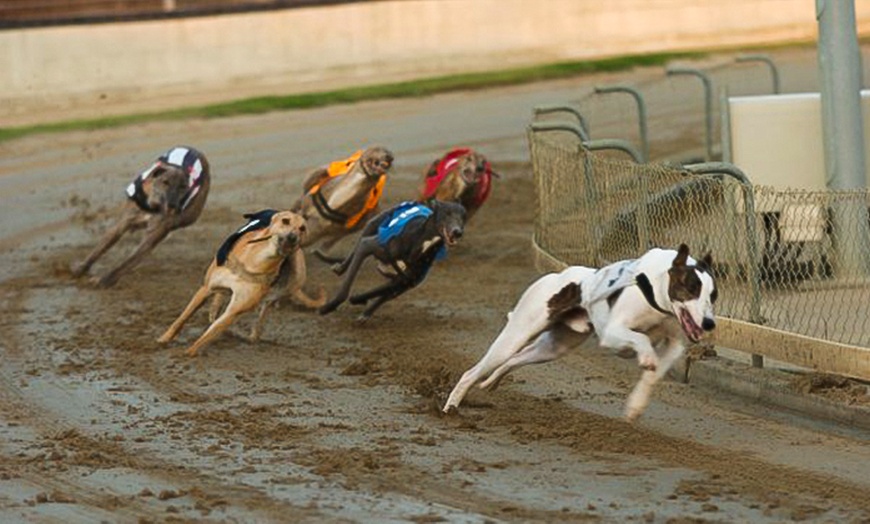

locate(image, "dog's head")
[[267, 211, 308, 255], [429, 200, 467, 247], [360, 146, 394, 178], [667, 244, 718, 343], [145, 164, 189, 213], [455, 150, 494, 186]]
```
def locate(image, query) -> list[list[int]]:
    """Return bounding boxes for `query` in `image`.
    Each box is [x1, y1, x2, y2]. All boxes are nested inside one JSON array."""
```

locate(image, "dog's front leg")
[[95, 218, 173, 287], [624, 336, 684, 421], [599, 325, 659, 371], [158, 285, 212, 344], [286, 249, 326, 309], [249, 300, 273, 343], [319, 237, 377, 315], [348, 276, 405, 305], [71, 210, 138, 278], [356, 281, 412, 321]]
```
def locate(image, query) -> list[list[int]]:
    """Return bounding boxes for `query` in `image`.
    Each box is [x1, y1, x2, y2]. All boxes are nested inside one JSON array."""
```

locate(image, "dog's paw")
[[319, 302, 337, 315], [349, 295, 368, 306], [69, 262, 87, 278], [638, 353, 658, 372], [624, 406, 643, 423], [442, 404, 459, 416], [156, 334, 173, 345], [91, 274, 118, 288], [355, 313, 371, 324], [314, 287, 327, 306]]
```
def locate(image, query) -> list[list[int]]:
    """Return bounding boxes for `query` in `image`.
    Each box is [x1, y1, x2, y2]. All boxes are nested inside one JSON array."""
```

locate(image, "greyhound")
[[419, 148, 497, 221], [319, 200, 466, 321], [70, 146, 210, 287], [158, 210, 322, 357], [292, 147, 394, 260], [443, 244, 718, 421]]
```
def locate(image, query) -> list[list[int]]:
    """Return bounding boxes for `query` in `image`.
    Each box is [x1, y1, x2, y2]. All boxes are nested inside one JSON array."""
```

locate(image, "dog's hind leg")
[[158, 285, 212, 344], [443, 272, 581, 412], [443, 308, 550, 412], [95, 220, 172, 288], [71, 211, 138, 278], [208, 291, 228, 323], [479, 324, 590, 391], [185, 287, 262, 357]]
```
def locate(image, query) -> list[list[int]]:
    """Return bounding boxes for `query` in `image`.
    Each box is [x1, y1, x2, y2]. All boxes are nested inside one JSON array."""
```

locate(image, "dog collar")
[[635, 273, 673, 316]]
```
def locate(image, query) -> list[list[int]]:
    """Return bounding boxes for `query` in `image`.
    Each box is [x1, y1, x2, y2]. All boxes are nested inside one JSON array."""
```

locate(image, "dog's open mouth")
[[276, 234, 299, 253], [440, 227, 461, 246], [678, 308, 704, 343]]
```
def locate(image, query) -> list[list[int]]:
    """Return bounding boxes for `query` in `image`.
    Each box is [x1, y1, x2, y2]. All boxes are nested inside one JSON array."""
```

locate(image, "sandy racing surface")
[[2, 48, 870, 522]]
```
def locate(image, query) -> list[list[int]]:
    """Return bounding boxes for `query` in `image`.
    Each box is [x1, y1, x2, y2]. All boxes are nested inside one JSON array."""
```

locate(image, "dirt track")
[[2, 48, 870, 522]]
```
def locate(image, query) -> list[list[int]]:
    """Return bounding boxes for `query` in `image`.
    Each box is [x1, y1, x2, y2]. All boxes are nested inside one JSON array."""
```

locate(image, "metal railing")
[[528, 55, 870, 380]]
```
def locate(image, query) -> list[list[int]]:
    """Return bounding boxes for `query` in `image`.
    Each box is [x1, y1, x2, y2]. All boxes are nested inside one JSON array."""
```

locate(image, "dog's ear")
[[149, 165, 168, 179], [699, 251, 714, 271], [672, 244, 690, 268]]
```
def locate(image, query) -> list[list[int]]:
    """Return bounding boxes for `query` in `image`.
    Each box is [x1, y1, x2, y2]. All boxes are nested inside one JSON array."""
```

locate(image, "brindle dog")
[[419, 148, 497, 221], [70, 146, 210, 287], [319, 200, 466, 321], [292, 147, 393, 259], [158, 210, 322, 357]]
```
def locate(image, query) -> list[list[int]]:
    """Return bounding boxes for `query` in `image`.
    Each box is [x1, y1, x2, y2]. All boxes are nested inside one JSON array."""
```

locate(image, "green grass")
[[0, 51, 699, 143]]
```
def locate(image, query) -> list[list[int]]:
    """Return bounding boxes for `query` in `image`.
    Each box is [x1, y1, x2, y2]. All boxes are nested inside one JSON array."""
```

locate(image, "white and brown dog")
[[158, 209, 323, 357], [443, 244, 717, 421]]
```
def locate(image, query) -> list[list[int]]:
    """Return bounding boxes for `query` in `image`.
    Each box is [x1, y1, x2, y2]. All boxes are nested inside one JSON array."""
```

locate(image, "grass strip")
[[0, 51, 698, 142]]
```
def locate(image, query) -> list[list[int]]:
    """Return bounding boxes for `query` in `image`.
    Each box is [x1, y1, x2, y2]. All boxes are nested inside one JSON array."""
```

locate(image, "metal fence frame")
[[528, 60, 870, 380]]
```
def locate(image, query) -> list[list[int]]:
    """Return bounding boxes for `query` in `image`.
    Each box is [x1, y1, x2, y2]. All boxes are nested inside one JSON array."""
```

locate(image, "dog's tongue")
[[679, 309, 703, 342]]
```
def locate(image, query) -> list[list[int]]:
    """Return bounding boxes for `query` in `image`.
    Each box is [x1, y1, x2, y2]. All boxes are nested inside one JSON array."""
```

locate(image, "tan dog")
[[419, 148, 496, 222], [71, 146, 210, 288], [292, 147, 394, 260], [157, 210, 323, 357]]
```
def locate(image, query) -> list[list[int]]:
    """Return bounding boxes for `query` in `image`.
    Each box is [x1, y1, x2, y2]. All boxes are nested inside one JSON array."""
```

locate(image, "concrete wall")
[[4, 0, 870, 124]]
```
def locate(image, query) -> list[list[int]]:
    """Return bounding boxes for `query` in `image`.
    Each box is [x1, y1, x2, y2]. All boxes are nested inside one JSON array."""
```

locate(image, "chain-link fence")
[[530, 129, 870, 356]]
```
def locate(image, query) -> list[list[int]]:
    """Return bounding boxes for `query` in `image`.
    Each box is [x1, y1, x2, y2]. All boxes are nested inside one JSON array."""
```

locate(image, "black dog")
[[319, 200, 466, 320]]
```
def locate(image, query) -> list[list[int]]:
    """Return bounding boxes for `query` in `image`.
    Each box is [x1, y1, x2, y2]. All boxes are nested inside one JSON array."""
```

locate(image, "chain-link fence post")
[[667, 67, 714, 162], [533, 105, 591, 140], [685, 162, 763, 367], [736, 54, 781, 94], [528, 122, 599, 264], [593, 85, 649, 162]]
